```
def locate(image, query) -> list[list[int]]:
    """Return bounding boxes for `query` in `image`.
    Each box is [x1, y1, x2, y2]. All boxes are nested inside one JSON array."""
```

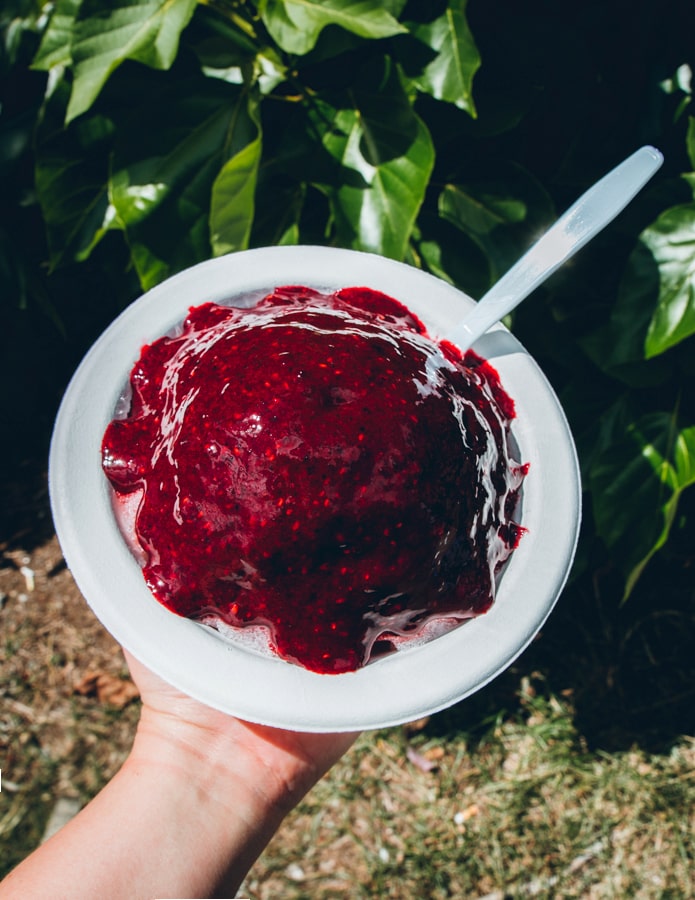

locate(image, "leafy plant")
[[3, 0, 695, 597]]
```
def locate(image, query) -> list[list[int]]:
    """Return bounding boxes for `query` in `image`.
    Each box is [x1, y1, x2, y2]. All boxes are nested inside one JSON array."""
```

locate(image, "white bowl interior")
[[49, 246, 581, 732]]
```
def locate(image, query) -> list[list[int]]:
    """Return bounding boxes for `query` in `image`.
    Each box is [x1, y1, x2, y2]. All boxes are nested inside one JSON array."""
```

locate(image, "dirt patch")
[[1, 517, 140, 802], [2, 466, 694, 896]]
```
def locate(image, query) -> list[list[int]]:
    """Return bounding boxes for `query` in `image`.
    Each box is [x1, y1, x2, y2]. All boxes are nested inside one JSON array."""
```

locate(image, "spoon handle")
[[449, 145, 664, 353]]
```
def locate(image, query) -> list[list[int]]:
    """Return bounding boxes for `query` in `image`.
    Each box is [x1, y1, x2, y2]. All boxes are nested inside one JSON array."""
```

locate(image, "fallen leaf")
[[403, 716, 430, 734], [74, 670, 140, 708], [406, 746, 438, 772], [423, 746, 445, 761]]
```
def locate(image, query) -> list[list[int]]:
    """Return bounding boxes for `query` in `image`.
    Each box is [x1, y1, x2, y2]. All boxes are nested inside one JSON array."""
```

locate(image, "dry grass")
[[241, 686, 695, 899], [1, 477, 140, 875], [1, 476, 694, 897]]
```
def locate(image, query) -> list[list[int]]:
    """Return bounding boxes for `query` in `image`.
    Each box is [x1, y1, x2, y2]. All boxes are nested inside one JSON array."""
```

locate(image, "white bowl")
[[49, 246, 581, 732]]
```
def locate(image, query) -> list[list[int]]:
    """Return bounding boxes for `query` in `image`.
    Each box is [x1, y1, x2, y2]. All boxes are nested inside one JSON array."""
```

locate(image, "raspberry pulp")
[[102, 286, 526, 673]]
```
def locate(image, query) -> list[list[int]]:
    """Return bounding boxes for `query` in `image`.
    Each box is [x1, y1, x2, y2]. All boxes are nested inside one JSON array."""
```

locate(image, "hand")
[[124, 649, 358, 814], [1, 651, 358, 900], [124, 650, 359, 896]]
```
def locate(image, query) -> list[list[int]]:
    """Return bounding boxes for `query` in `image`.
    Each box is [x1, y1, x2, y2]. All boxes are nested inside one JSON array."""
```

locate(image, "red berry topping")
[[102, 286, 526, 673]]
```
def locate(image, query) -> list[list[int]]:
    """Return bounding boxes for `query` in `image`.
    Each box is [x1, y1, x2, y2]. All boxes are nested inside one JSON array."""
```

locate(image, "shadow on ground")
[[427, 532, 695, 753]]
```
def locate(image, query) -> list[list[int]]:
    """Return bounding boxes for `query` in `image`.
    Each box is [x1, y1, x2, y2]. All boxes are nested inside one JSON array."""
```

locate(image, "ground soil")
[[1, 462, 140, 836], [2, 456, 694, 896]]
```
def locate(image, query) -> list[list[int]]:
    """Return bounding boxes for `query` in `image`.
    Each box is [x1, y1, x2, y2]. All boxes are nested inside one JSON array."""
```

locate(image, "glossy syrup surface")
[[102, 286, 526, 673]]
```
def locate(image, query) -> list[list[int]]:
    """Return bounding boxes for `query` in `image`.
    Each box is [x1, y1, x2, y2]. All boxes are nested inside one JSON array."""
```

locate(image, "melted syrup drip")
[[102, 286, 526, 673]]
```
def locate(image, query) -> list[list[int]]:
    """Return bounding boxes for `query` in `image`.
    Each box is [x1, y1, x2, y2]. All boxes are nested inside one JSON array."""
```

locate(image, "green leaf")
[[686, 116, 695, 170], [580, 239, 661, 377], [238, 98, 334, 246], [411, 212, 490, 300], [32, 0, 82, 71], [589, 411, 695, 596], [311, 65, 434, 260], [441, 184, 526, 233], [439, 164, 554, 287], [34, 72, 119, 267], [65, 0, 198, 122], [380, 0, 409, 16], [108, 68, 252, 288], [641, 202, 695, 357], [188, 7, 288, 94], [327, 111, 433, 259], [251, 178, 306, 246], [258, 0, 405, 55], [674, 426, 695, 485], [350, 56, 418, 166], [209, 94, 262, 256], [189, 4, 261, 65], [409, 1, 480, 116]]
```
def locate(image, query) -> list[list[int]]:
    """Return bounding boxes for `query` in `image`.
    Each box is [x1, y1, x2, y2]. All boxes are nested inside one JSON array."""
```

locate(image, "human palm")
[[124, 649, 358, 808]]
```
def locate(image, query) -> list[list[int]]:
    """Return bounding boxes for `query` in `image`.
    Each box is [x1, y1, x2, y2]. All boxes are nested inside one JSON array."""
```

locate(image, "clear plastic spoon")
[[448, 145, 664, 353]]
